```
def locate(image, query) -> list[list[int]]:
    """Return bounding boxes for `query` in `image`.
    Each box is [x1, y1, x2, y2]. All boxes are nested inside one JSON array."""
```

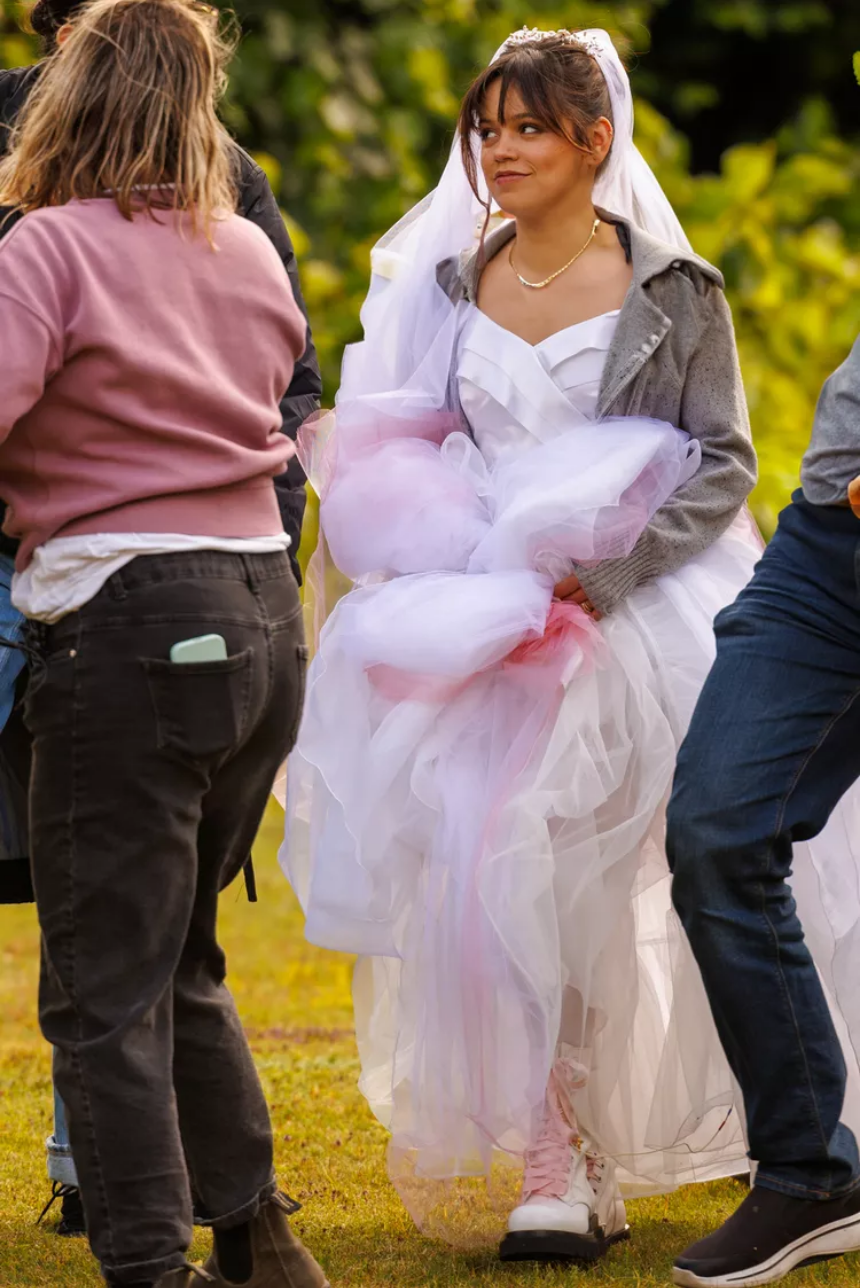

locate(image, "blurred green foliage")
[[228, 0, 860, 535], [637, 100, 860, 532], [3, 0, 859, 534]]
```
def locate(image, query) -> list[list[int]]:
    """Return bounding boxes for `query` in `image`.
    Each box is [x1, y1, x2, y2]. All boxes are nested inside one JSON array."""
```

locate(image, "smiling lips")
[[495, 171, 528, 183]]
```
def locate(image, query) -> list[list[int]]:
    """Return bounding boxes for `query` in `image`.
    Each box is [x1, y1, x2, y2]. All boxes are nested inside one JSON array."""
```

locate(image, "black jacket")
[[0, 64, 322, 581], [0, 65, 321, 902]]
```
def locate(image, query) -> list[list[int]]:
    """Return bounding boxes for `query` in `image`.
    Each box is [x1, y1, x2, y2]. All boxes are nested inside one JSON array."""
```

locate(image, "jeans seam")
[[265, 619, 275, 717], [754, 877, 832, 1171], [271, 603, 304, 633], [246, 573, 276, 718], [756, 1170, 860, 1200], [112, 553, 290, 594], [206, 1178, 278, 1230], [101, 1252, 188, 1281], [68, 625, 116, 1265], [77, 611, 268, 633], [763, 683, 860, 1176]]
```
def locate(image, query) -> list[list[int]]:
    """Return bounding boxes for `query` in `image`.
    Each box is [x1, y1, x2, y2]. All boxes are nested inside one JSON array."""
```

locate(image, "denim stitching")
[[111, 551, 290, 594], [760, 682, 860, 1189], [264, 607, 275, 719], [206, 1178, 278, 1229], [75, 610, 269, 633], [229, 647, 255, 755], [754, 875, 832, 1168], [66, 620, 118, 1263], [243, 563, 272, 741], [756, 1169, 860, 1200]]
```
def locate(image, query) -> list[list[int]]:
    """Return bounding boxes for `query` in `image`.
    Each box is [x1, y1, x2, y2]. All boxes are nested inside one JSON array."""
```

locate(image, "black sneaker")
[[37, 1182, 87, 1237], [673, 1183, 860, 1286]]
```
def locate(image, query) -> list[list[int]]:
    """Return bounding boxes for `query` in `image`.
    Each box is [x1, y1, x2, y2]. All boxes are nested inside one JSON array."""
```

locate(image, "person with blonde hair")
[[0, 1, 328, 1285], [0, 0, 321, 1240]]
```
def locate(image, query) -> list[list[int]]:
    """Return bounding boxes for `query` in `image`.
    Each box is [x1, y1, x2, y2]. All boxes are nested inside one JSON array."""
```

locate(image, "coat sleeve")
[[236, 151, 323, 582], [575, 282, 757, 614], [0, 282, 62, 562]]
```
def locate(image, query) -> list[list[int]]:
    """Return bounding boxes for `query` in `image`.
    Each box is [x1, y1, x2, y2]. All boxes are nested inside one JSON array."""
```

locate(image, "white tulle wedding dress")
[[280, 300, 767, 1238]]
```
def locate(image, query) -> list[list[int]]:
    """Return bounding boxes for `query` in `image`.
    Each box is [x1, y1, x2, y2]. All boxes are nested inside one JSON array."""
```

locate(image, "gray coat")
[[440, 212, 757, 613]]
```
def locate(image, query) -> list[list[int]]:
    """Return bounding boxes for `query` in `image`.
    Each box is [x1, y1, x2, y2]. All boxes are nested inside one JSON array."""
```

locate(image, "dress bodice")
[[456, 305, 620, 469]]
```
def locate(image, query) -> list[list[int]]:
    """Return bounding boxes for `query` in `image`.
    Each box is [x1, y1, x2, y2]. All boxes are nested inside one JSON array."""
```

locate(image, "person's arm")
[[573, 281, 757, 614], [236, 151, 322, 582], [0, 294, 61, 443], [0, 219, 64, 449]]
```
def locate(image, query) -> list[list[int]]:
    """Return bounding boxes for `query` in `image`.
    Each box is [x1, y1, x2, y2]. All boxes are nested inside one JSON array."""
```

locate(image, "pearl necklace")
[[509, 218, 601, 290]]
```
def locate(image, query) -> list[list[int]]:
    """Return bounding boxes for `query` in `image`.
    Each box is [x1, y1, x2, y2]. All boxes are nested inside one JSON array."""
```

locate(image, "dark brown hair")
[[30, 0, 84, 47], [457, 36, 615, 203]]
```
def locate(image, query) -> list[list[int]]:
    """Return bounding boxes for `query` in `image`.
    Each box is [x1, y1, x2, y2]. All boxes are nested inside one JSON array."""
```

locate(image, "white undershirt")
[[12, 531, 291, 624]]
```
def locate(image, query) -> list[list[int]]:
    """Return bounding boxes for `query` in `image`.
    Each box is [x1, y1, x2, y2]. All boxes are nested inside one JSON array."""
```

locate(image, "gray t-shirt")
[[801, 336, 860, 505]]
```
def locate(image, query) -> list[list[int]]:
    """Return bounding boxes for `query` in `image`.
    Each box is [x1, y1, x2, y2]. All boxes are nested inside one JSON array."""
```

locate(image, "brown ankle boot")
[[204, 1194, 330, 1288]]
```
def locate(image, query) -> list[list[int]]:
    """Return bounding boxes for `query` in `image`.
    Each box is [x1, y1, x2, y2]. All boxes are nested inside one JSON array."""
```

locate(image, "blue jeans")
[[0, 553, 25, 734], [668, 492, 860, 1201], [0, 560, 78, 1188], [48, 1060, 79, 1188]]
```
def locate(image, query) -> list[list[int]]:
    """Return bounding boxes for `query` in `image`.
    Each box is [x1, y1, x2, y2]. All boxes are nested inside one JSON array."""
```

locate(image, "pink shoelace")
[[522, 1058, 591, 1201]]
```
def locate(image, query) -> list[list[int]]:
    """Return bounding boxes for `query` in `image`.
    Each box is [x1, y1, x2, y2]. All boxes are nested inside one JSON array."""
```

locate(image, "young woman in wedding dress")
[[282, 28, 763, 1264]]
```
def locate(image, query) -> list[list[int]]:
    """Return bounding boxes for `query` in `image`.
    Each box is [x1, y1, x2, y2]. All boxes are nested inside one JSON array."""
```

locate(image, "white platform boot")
[[500, 1053, 630, 1263]]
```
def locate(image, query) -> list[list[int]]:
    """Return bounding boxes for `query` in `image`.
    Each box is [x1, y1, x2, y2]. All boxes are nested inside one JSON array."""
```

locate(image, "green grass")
[[1, 803, 857, 1286]]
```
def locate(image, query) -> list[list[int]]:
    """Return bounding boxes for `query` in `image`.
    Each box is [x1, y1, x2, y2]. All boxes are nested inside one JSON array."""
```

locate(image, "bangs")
[[460, 46, 599, 150], [474, 62, 565, 136]]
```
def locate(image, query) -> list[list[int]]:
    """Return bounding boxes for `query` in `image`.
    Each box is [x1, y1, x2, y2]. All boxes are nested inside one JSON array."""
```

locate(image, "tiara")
[[504, 26, 602, 58]]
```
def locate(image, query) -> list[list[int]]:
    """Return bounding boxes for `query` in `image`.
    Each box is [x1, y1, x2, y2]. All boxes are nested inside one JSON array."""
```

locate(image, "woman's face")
[[478, 80, 611, 218]]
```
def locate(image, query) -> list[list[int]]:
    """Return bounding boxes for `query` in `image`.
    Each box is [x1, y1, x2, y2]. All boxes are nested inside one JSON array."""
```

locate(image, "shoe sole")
[[500, 1224, 630, 1264], [672, 1211, 860, 1287]]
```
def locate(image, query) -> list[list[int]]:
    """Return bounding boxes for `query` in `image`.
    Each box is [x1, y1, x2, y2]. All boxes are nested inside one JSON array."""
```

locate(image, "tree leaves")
[[1, 0, 859, 537]]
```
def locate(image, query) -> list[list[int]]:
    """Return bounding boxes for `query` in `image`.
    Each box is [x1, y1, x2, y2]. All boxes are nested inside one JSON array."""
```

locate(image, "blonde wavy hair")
[[0, 0, 239, 236]]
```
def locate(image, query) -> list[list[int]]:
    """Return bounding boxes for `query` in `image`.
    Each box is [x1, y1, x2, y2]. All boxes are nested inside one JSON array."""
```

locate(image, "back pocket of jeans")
[[143, 649, 253, 761], [288, 643, 310, 749]]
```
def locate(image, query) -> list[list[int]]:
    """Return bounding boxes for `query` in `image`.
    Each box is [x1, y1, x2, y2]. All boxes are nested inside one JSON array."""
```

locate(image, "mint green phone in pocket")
[[169, 634, 228, 664]]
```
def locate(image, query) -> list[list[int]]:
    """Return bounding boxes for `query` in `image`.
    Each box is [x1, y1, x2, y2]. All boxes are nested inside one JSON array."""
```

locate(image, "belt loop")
[[24, 618, 47, 654], [106, 567, 128, 601], [243, 552, 259, 593], [15, 618, 48, 685]]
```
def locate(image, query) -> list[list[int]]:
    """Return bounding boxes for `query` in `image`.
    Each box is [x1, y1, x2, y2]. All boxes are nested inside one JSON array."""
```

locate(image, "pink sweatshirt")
[[0, 198, 307, 568]]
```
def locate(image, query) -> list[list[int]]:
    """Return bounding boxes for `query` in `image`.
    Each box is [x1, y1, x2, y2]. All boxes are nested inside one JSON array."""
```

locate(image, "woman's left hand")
[[553, 574, 603, 621], [849, 475, 860, 519]]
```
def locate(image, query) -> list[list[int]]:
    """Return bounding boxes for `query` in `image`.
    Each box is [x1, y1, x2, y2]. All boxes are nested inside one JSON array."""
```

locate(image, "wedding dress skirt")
[[279, 306, 860, 1243]]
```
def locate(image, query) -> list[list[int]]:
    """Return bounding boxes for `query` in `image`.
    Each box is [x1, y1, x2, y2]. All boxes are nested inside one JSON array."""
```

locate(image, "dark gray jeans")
[[26, 550, 307, 1285]]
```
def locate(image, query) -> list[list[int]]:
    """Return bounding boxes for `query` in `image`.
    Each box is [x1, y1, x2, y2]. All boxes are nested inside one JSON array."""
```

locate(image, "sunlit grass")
[[0, 802, 857, 1285]]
